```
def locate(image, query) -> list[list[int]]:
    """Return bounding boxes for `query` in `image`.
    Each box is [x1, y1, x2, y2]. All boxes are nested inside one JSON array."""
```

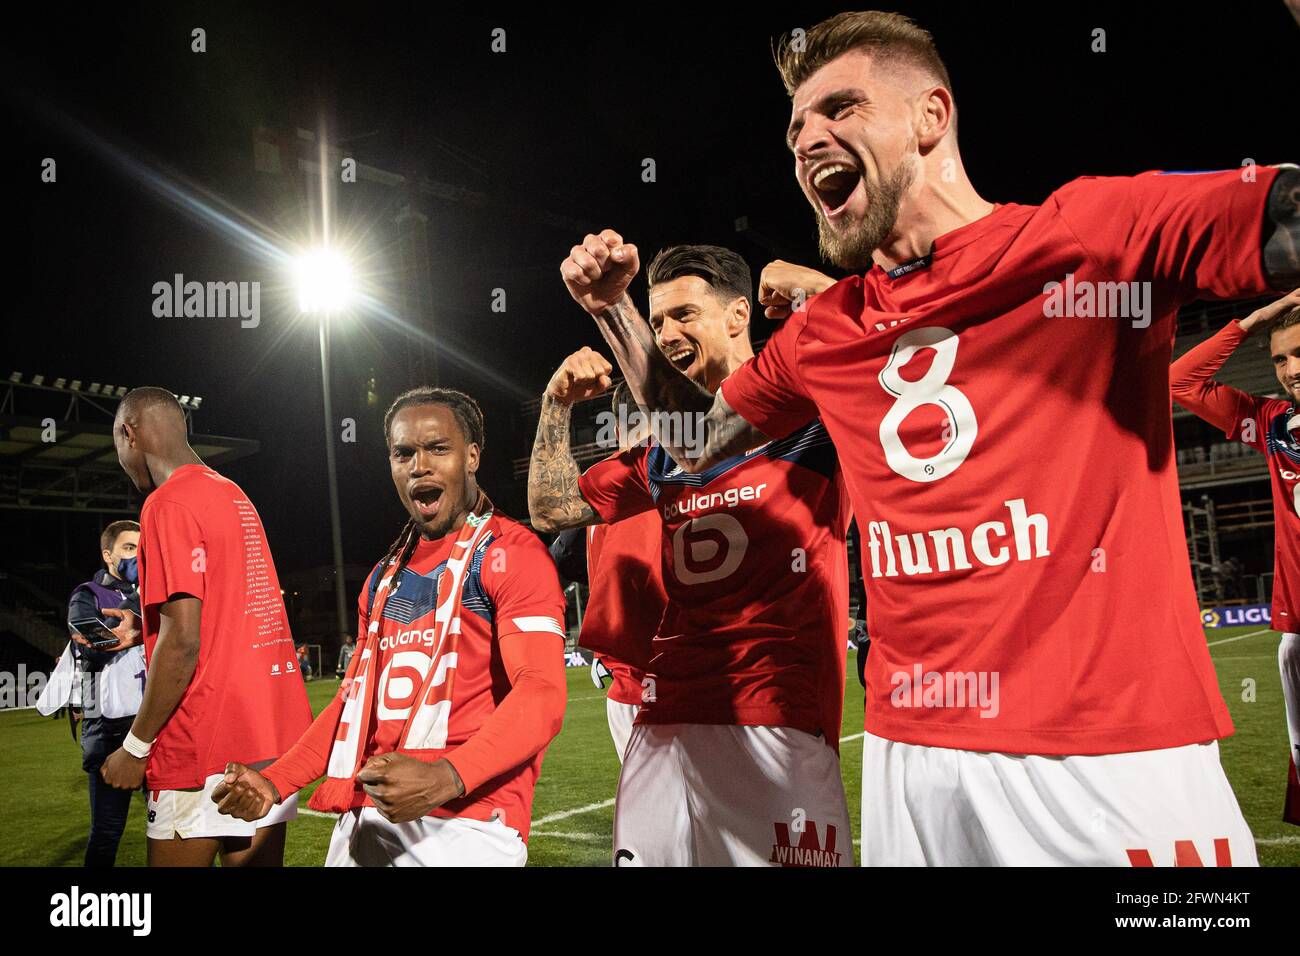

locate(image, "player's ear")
[[917, 85, 953, 149], [728, 296, 750, 339], [466, 442, 481, 475]]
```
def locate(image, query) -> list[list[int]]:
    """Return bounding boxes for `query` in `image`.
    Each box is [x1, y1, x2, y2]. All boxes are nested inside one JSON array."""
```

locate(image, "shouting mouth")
[[410, 483, 444, 521], [667, 345, 697, 374], [810, 161, 864, 221]]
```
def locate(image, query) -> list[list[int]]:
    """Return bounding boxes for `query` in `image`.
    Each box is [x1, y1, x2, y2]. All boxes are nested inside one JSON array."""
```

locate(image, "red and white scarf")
[[310, 494, 495, 813]]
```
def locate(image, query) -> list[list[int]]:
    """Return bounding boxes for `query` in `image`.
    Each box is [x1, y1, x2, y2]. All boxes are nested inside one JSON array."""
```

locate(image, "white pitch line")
[[532, 798, 616, 826], [840, 731, 865, 744], [1207, 628, 1272, 647]]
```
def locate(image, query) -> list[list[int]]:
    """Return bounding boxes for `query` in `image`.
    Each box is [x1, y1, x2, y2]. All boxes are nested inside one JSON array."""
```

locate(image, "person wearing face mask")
[[66, 519, 146, 867]]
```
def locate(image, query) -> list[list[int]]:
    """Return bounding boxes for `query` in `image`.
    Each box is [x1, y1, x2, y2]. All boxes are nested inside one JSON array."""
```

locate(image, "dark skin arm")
[[100, 596, 202, 790], [561, 229, 770, 473], [1265, 166, 1300, 290]]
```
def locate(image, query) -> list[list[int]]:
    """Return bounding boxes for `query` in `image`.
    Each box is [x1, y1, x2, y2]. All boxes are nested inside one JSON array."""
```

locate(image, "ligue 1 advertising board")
[[1200, 605, 1273, 629]]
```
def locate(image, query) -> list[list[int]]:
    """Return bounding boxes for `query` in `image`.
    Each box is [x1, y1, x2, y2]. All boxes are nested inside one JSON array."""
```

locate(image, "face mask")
[[116, 556, 139, 584]]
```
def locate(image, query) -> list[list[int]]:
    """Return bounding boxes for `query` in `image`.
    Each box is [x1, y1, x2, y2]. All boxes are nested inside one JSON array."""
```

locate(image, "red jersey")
[[348, 514, 564, 838], [582, 514, 664, 705], [137, 464, 312, 790], [722, 168, 1281, 756], [1170, 319, 1300, 629], [578, 425, 850, 741]]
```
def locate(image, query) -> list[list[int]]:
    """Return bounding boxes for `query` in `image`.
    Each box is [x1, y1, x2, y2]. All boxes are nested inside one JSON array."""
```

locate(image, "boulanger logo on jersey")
[[1199, 605, 1271, 629]]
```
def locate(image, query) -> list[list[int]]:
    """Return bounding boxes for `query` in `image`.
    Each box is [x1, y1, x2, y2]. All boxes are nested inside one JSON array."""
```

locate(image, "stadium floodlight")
[[294, 244, 355, 648], [70, 380, 81, 391], [190, 395, 202, 408], [115, 386, 127, 398], [32, 375, 45, 386], [179, 395, 191, 407], [8, 372, 20, 383], [293, 247, 355, 314], [89, 383, 101, 394], [54, 378, 66, 389]]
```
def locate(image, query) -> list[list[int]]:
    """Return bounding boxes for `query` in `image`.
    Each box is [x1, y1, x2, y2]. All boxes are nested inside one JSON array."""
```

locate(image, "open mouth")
[[410, 484, 444, 520], [811, 162, 864, 219], [667, 346, 696, 374]]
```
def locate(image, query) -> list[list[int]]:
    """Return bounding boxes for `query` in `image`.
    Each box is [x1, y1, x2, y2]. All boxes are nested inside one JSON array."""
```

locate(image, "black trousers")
[[81, 714, 136, 867]]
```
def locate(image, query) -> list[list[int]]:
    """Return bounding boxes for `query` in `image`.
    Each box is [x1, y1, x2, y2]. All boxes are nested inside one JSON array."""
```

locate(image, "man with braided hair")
[[213, 387, 568, 866]]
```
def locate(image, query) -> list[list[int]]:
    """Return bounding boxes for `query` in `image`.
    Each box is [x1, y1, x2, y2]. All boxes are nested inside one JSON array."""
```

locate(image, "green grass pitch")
[[1, 625, 1295, 866]]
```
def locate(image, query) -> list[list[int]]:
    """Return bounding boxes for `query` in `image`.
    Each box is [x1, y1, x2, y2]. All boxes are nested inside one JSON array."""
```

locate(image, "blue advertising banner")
[[1200, 605, 1272, 629]]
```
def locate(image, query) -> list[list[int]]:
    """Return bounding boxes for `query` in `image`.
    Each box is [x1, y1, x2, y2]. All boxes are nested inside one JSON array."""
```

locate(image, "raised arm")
[[560, 230, 772, 473], [1171, 290, 1300, 433], [1265, 166, 1300, 289], [529, 347, 619, 533]]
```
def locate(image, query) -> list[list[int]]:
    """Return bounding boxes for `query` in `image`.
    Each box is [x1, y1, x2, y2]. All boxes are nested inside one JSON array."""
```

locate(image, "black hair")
[[378, 386, 486, 577], [646, 244, 753, 306]]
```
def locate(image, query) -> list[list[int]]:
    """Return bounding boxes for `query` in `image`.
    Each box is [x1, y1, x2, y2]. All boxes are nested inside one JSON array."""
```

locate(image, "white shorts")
[[146, 772, 298, 840], [613, 723, 853, 867], [606, 698, 639, 764], [860, 731, 1257, 866], [325, 807, 528, 867]]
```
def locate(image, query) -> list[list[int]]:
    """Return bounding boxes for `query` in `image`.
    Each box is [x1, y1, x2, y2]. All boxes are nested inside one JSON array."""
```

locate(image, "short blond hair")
[[774, 11, 951, 98]]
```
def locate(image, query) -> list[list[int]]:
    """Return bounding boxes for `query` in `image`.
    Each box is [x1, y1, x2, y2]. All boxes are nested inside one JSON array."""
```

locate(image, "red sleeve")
[[721, 306, 820, 441], [141, 501, 207, 608], [1170, 320, 1273, 449], [261, 693, 342, 800], [261, 563, 382, 798], [1053, 167, 1280, 305], [443, 527, 567, 793], [577, 444, 655, 523]]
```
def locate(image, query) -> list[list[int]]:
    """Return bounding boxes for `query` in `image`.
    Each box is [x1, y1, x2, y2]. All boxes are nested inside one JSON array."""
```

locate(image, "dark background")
[[4, 2, 1297, 614]]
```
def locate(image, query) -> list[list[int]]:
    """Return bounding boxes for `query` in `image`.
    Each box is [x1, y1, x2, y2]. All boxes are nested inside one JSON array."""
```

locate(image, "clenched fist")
[[546, 347, 614, 406], [211, 762, 280, 822], [758, 260, 835, 320], [561, 229, 640, 315]]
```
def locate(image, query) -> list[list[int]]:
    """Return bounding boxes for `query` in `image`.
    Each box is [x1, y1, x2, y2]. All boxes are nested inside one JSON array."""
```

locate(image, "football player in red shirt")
[[99, 387, 313, 866], [548, 382, 665, 762], [213, 387, 568, 866], [532, 245, 853, 867], [561, 11, 1298, 865], [1171, 289, 1300, 828]]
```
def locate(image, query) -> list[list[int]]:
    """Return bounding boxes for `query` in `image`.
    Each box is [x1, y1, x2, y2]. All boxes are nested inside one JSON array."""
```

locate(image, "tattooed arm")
[[591, 294, 770, 472], [561, 229, 771, 473], [527, 348, 608, 533], [1265, 166, 1300, 289]]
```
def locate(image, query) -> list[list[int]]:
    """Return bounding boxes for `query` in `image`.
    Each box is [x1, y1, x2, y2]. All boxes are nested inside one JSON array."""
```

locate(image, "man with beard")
[[562, 10, 1299, 865], [533, 245, 853, 867], [99, 387, 312, 866], [213, 387, 567, 866], [1170, 288, 1300, 830]]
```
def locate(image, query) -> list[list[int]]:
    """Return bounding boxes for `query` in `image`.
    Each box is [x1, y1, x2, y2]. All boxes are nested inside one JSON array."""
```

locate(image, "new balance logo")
[[768, 821, 842, 867]]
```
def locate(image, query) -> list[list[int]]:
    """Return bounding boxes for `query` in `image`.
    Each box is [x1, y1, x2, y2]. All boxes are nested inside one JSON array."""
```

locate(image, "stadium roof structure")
[[0, 376, 259, 514]]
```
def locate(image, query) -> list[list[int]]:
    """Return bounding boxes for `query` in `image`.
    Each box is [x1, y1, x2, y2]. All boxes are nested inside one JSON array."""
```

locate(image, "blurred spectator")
[[336, 638, 355, 678]]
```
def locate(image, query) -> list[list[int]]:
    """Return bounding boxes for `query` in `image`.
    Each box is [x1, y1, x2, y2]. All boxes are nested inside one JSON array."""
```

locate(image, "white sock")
[[1280, 633, 1300, 765]]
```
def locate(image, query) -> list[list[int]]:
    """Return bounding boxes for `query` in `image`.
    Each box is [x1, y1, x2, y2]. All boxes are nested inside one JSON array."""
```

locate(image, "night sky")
[[6, 2, 1297, 582]]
